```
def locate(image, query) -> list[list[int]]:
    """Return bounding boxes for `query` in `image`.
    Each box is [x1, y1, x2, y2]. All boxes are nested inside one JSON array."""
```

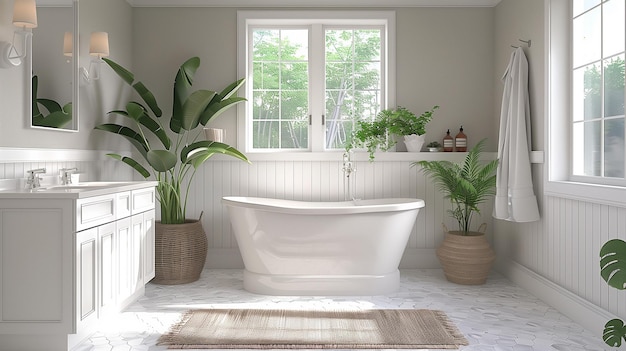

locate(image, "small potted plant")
[[426, 141, 441, 152], [388, 105, 439, 152], [348, 105, 439, 160], [413, 139, 498, 285]]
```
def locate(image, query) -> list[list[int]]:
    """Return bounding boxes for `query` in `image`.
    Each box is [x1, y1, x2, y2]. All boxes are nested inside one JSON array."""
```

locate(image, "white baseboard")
[[399, 248, 440, 269], [499, 259, 618, 338], [205, 248, 245, 269]]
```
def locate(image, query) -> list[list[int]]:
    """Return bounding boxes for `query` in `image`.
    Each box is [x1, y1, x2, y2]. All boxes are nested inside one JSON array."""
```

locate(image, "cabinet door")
[[131, 213, 144, 295], [142, 210, 156, 283], [116, 216, 133, 303], [76, 227, 98, 332], [98, 221, 117, 317]]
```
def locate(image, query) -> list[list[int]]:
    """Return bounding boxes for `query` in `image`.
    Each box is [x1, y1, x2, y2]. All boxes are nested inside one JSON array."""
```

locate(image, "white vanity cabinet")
[[0, 181, 157, 351]]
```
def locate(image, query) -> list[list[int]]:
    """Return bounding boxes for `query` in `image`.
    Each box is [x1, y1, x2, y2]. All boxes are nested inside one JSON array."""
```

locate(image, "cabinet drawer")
[[76, 194, 116, 231], [131, 188, 155, 214], [116, 191, 131, 219]]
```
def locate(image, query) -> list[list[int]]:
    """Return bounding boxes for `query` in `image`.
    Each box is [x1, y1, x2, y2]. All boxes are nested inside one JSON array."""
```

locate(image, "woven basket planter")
[[436, 227, 495, 285], [153, 219, 208, 285]]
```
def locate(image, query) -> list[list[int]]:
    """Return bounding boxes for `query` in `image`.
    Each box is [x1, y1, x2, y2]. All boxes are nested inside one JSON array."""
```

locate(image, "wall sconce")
[[80, 31, 109, 83], [0, 0, 38, 69], [63, 31, 73, 64]]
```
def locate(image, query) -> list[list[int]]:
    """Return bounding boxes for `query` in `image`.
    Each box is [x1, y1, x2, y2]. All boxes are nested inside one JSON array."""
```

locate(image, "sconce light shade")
[[63, 32, 73, 57], [13, 0, 38, 29], [89, 32, 109, 57]]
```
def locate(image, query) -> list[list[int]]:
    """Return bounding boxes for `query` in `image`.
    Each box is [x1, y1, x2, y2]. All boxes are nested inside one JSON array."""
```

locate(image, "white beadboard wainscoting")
[[0, 148, 133, 184], [494, 163, 626, 338], [185, 154, 495, 269]]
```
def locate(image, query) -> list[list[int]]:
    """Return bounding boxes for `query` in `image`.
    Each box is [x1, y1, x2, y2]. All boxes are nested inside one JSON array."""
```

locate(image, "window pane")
[[281, 63, 308, 90], [573, 0, 601, 17], [280, 121, 308, 148], [253, 91, 279, 120], [573, 121, 601, 176], [325, 28, 382, 149], [605, 118, 625, 177], [253, 121, 279, 148], [281, 90, 308, 120], [573, 6, 601, 68], [253, 30, 279, 61], [573, 63, 602, 121], [253, 62, 279, 90], [280, 30, 308, 61], [604, 0, 625, 57], [252, 28, 309, 150], [604, 55, 625, 117]]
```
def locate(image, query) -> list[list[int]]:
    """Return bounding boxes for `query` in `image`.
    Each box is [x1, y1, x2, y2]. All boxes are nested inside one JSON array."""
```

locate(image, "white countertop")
[[0, 181, 159, 199]]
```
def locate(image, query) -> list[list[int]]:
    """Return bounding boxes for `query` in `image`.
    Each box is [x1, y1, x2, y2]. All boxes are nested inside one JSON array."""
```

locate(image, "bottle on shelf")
[[455, 126, 467, 152], [443, 129, 454, 152]]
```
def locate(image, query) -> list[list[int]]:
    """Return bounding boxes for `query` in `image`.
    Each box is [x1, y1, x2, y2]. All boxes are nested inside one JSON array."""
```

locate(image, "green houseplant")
[[426, 141, 441, 152], [349, 105, 438, 160], [95, 57, 249, 284], [387, 105, 439, 137], [32, 75, 72, 129], [600, 239, 626, 347], [413, 139, 499, 284]]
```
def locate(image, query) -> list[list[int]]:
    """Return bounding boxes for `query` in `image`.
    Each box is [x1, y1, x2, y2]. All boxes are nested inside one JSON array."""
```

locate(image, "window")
[[238, 11, 395, 152], [571, 0, 625, 182]]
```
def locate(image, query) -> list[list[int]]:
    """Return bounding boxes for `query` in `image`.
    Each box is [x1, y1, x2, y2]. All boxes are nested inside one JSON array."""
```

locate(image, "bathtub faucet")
[[342, 151, 358, 201]]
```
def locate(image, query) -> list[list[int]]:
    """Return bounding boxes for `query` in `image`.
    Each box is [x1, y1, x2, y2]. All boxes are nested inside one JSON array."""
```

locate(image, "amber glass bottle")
[[455, 126, 467, 152], [443, 129, 454, 152]]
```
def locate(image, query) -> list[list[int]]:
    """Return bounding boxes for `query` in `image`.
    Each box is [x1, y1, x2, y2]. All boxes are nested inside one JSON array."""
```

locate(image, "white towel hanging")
[[493, 47, 540, 222]]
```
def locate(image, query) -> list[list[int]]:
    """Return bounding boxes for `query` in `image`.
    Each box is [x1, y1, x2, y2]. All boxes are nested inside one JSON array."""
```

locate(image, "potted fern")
[[387, 105, 438, 152], [95, 57, 250, 284], [413, 139, 498, 284]]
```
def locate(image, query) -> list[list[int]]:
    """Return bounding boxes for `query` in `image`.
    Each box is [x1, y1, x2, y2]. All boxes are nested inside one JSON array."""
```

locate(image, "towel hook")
[[511, 39, 531, 49]]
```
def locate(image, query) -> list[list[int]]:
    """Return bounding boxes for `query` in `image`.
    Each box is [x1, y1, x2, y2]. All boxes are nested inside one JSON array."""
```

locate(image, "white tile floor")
[[74, 269, 611, 351]]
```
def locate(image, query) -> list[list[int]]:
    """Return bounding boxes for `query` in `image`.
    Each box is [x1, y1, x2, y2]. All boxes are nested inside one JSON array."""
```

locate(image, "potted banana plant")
[[95, 57, 249, 284], [413, 139, 498, 284]]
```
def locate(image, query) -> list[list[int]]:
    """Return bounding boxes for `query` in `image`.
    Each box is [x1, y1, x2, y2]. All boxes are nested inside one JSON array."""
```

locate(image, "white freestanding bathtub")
[[222, 196, 424, 295]]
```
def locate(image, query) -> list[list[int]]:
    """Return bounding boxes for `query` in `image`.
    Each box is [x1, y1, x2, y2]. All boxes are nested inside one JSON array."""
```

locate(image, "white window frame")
[[236, 10, 396, 154], [546, 0, 626, 206]]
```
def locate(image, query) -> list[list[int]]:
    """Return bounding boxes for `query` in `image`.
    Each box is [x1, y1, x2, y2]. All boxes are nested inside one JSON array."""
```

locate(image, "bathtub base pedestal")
[[243, 269, 400, 296]]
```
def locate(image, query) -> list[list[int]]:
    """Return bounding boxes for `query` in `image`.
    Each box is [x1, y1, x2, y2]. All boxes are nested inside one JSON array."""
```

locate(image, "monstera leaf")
[[600, 239, 626, 348], [604, 319, 626, 347], [600, 239, 626, 289]]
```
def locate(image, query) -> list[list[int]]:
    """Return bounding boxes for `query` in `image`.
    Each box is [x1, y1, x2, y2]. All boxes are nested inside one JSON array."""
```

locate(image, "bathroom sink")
[[41, 181, 133, 190], [0, 181, 158, 199]]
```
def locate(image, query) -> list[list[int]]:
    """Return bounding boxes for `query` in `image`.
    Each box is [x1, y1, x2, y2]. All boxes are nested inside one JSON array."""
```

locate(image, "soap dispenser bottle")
[[443, 129, 454, 152], [455, 126, 467, 152]]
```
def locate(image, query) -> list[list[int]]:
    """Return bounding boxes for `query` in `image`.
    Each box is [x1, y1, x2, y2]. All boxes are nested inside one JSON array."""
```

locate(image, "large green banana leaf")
[[172, 57, 201, 133], [106, 153, 151, 178], [103, 58, 162, 118], [94, 124, 149, 157], [181, 141, 249, 169]]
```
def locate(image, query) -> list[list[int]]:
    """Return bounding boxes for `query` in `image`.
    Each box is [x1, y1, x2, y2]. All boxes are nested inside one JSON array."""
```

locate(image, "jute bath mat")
[[157, 308, 469, 349]]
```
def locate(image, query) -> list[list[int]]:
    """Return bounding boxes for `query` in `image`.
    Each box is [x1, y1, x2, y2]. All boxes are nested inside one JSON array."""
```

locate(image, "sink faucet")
[[26, 168, 46, 189], [59, 168, 78, 185]]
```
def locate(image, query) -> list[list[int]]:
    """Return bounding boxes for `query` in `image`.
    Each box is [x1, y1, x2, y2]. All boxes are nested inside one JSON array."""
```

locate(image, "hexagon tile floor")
[[73, 269, 613, 351]]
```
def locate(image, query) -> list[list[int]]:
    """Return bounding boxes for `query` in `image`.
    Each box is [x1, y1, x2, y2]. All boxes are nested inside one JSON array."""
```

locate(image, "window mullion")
[[310, 24, 325, 152]]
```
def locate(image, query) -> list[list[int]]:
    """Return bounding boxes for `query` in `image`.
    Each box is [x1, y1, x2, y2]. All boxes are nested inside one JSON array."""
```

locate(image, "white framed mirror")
[[28, 0, 78, 131]]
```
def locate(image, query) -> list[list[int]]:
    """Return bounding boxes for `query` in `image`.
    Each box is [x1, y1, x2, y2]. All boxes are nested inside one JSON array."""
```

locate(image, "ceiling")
[[37, 0, 501, 7]]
